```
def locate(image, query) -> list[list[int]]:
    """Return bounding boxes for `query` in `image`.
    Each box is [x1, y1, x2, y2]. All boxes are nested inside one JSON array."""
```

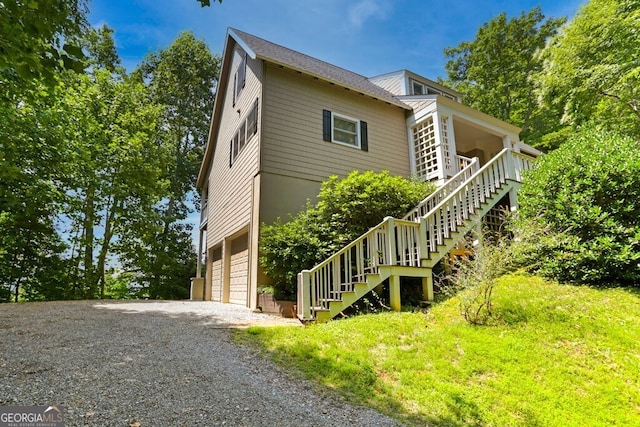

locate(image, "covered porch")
[[406, 96, 529, 185]]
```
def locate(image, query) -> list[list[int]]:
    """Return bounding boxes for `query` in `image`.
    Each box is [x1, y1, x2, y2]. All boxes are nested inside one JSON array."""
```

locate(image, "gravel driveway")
[[0, 300, 399, 426]]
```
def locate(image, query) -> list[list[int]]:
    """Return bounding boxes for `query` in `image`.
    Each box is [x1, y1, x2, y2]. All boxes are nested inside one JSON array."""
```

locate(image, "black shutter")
[[360, 121, 368, 152], [232, 73, 237, 106], [229, 139, 233, 167], [322, 110, 331, 141], [242, 52, 247, 88], [253, 98, 259, 135]]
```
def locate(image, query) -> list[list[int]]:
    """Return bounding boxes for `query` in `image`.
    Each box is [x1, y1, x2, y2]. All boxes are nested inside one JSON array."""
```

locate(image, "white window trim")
[[331, 112, 361, 149], [230, 99, 259, 166], [411, 79, 426, 95]]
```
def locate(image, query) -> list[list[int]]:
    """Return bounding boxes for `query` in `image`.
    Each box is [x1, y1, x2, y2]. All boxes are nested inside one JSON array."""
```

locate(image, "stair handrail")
[[297, 218, 392, 320], [298, 148, 536, 320], [403, 155, 479, 221], [415, 148, 536, 255], [424, 149, 536, 218]]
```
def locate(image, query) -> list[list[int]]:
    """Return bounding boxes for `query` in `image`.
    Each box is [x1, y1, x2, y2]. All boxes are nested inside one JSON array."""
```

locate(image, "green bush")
[[517, 127, 640, 286], [259, 171, 434, 300], [448, 233, 514, 325]]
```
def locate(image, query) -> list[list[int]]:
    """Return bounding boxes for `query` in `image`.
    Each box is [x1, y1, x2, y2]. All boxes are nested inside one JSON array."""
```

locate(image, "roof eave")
[[436, 96, 522, 135], [196, 30, 238, 189], [257, 56, 410, 110]]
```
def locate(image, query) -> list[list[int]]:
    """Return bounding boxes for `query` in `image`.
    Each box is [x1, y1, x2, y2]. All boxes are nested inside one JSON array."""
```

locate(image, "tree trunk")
[[96, 198, 120, 299], [83, 185, 95, 298]]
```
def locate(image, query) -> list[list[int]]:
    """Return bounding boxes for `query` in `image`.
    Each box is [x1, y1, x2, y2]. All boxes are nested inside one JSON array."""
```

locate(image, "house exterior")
[[193, 28, 540, 311]]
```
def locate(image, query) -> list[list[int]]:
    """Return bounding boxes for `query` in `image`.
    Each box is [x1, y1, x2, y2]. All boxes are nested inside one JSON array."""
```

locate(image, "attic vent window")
[[411, 80, 425, 95]]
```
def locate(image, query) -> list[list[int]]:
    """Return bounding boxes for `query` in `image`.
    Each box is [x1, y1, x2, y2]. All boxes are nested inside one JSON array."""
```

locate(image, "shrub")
[[259, 171, 434, 300], [446, 231, 514, 325], [516, 127, 640, 286]]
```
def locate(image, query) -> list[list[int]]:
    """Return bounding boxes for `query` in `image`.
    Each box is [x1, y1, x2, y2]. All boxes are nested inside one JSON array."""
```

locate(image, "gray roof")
[[229, 28, 410, 109]]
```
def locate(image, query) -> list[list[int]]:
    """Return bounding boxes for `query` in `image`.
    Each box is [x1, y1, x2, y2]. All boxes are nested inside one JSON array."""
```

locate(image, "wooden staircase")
[[297, 148, 535, 322]]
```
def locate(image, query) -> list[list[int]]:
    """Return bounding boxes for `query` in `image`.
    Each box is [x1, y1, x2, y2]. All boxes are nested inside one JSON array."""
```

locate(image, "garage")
[[228, 234, 249, 305]]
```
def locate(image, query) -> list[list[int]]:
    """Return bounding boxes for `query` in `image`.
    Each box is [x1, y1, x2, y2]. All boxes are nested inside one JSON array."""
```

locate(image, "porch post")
[[385, 217, 397, 266], [196, 229, 203, 279], [431, 111, 447, 184], [444, 114, 457, 175], [509, 188, 519, 212], [297, 270, 312, 320], [422, 271, 434, 302], [389, 274, 401, 312]]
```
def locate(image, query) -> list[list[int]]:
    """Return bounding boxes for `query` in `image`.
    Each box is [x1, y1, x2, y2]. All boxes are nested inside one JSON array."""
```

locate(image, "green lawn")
[[238, 274, 640, 426]]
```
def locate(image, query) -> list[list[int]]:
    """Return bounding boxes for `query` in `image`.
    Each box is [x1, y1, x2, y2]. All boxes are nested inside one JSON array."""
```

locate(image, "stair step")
[[304, 163, 520, 323]]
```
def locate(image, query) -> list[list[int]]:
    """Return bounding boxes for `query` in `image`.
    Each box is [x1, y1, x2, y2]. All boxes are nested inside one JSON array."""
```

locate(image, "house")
[[193, 28, 540, 318]]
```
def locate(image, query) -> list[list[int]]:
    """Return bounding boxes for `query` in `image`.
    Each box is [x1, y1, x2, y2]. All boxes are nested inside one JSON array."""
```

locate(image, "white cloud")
[[348, 0, 390, 29]]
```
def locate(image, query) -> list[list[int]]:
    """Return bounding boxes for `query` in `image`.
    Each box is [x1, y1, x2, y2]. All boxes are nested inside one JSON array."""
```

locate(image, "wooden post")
[[422, 271, 434, 301], [385, 217, 396, 266], [196, 229, 203, 278], [298, 270, 312, 320], [509, 186, 519, 212], [418, 218, 429, 266], [389, 274, 401, 311]]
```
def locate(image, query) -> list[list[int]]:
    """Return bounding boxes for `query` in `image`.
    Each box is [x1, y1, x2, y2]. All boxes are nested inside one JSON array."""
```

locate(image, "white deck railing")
[[421, 149, 534, 253], [403, 155, 479, 222], [298, 149, 536, 320]]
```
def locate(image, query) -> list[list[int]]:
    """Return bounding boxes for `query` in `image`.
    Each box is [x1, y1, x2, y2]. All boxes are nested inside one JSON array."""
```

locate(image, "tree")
[[0, 0, 94, 301], [442, 7, 565, 146], [60, 70, 165, 299], [515, 127, 640, 286], [535, 0, 640, 139], [260, 171, 434, 300], [0, 0, 87, 83], [127, 32, 221, 298], [81, 24, 122, 73]]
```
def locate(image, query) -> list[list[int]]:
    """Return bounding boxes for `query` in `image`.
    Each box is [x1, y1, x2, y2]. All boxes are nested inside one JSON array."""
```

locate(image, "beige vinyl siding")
[[210, 247, 223, 302], [258, 172, 322, 225], [261, 64, 410, 183], [207, 44, 263, 247], [369, 74, 405, 95], [229, 234, 249, 305]]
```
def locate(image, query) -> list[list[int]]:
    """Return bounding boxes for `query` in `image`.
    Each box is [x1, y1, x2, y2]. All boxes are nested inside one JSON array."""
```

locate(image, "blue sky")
[[87, 0, 585, 247], [88, 0, 585, 81]]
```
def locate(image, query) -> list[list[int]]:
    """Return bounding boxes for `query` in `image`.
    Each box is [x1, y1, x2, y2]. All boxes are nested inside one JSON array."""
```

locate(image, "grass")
[[237, 274, 640, 426]]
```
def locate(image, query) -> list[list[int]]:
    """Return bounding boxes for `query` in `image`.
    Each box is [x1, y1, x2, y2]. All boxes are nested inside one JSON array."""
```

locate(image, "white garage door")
[[229, 234, 249, 305]]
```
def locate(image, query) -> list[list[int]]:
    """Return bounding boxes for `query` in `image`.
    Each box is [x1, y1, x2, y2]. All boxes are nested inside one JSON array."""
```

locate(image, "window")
[[232, 51, 247, 106], [238, 122, 246, 152], [333, 115, 358, 146], [410, 78, 458, 101], [247, 98, 258, 136], [411, 80, 425, 95], [322, 110, 368, 151], [230, 98, 259, 166]]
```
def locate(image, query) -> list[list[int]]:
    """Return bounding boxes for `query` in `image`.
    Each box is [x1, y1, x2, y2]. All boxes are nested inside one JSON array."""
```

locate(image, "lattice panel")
[[412, 116, 439, 180]]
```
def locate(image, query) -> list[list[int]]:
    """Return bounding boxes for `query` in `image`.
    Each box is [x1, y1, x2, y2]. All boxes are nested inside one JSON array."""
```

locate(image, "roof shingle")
[[229, 28, 409, 109]]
